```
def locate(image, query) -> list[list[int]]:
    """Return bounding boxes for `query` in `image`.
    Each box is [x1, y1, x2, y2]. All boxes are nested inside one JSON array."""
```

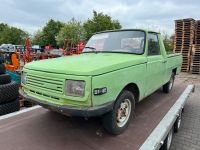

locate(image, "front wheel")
[[102, 90, 135, 135]]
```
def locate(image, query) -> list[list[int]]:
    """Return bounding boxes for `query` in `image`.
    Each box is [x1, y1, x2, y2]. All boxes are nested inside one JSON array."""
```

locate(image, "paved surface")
[[170, 73, 200, 150], [0, 73, 198, 150], [0, 81, 187, 150]]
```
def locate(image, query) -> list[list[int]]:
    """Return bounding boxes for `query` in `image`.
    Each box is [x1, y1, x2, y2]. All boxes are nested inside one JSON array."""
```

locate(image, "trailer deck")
[[0, 80, 188, 150]]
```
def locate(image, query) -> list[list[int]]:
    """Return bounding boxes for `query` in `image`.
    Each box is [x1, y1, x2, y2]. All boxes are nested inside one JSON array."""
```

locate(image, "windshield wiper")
[[84, 46, 98, 53]]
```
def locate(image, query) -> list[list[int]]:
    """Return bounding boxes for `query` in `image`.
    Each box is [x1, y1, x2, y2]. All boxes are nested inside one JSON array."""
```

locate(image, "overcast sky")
[[0, 0, 199, 36]]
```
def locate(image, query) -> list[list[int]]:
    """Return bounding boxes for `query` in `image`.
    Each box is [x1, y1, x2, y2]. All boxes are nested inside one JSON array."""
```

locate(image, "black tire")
[[0, 57, 4, 64], [163, 73, 175, 93], [174, 110, 183, 133], [0, 99, 20, 116], [102, 90, 135, 135], [0, 81, 19, 104], [0, 74, 11, 85], [160, 128, 173, 150], [0, 64, 6, 75]]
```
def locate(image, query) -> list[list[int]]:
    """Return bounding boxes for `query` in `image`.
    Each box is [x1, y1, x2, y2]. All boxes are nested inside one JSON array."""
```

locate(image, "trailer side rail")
[[140, 84, 195, 150]]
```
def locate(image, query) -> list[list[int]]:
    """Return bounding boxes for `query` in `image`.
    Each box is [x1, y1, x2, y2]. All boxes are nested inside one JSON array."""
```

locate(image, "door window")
[[148, 33, 160, 56]]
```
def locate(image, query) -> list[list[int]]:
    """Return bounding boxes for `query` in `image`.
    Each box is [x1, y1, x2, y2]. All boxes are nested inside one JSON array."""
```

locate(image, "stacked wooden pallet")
[[174, 18, 195, 72], [174, 20, 184, 53], [191, 20, 200, 74]]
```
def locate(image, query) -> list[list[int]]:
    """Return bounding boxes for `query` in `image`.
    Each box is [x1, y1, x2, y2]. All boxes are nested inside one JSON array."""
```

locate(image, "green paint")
[[22, 29, 182, 112]]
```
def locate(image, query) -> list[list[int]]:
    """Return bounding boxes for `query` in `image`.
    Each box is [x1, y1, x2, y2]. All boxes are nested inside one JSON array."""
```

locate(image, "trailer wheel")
[[0, 74, 11, 85], [163, 73, 175, 93], [0, 99, 20, 116], [0, 81, 19, 104], [102, 90, 135, 135], [160, 128, 173, 150], [0, 64, 6, 75], [174, 110, 183, 133]]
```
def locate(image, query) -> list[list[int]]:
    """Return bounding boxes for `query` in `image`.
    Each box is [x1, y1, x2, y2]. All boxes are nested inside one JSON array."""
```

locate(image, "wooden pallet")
[[181, 67, 190, 72], [174, 18, 195, 72], [190, 43, 200, 74], [191, 65, 200, 74], [195, 20, 200, 44]]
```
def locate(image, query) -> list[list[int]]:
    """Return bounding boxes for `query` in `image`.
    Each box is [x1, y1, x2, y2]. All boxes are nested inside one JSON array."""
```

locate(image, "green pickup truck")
[[20, 29, 182, 135]]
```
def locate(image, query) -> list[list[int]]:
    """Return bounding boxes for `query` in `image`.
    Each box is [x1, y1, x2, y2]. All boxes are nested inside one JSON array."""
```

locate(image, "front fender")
[[91, 63, 146, 106]]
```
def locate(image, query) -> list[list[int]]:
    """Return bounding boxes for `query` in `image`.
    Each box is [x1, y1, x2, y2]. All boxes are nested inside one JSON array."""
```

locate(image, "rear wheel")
[[102, 90, 135, 135], [163, 73, 175, 93]]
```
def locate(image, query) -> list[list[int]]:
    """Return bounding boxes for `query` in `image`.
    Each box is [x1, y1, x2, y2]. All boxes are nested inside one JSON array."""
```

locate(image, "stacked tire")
[[0, 63, 20, 116]]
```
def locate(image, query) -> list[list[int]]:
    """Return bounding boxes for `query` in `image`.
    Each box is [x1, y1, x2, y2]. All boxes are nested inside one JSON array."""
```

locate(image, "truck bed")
[[0, 79, 187, 150]]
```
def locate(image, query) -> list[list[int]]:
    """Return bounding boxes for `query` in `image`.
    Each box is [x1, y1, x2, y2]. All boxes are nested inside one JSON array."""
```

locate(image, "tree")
[[32, 19, 64, 46], [31, 30, 44, 45], [0, 23, 28, 45], [56, 18, 86, 47], [0, 23, 8, 33], [83, 10, 122, 40], [162, 33, 174, 52]]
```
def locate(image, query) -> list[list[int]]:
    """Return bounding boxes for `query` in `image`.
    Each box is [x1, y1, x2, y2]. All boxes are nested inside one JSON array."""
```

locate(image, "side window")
[[148, 33, 160, 56]]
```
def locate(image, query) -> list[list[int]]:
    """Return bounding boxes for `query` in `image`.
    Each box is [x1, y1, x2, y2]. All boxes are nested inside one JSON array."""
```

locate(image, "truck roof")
[[96, 29, 160, 34]]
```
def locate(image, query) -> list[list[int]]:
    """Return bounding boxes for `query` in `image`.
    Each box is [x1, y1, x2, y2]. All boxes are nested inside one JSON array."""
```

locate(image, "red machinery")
[[63, 39, 74, 56], [4, 38, 31, 72], [63, 39, 84, 56], [6, 38, 85, 72], [77, 40, 85, 54], [21, 39, 53, 63], [24, 38, 31, 62], [4, 37, 85, 74]]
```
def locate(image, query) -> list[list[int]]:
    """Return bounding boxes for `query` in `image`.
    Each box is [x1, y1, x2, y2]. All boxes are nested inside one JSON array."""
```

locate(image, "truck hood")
[[24, 53, 147, 76]]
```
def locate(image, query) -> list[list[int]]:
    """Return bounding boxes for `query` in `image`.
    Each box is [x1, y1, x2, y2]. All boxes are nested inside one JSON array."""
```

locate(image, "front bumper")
[[19, 90, 114, 117]]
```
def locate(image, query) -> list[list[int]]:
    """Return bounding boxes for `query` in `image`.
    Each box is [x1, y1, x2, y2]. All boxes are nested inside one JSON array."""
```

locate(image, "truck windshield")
[[83, 30, 145, 54]]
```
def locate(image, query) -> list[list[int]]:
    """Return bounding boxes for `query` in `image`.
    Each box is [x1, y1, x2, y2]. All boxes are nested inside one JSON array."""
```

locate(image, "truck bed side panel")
[[166, 53, 182, 81]]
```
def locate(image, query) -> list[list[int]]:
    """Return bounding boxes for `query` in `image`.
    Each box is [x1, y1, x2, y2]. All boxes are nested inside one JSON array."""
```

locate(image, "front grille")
[[29, 90, 61, 101], [26, 74, 64, 94]]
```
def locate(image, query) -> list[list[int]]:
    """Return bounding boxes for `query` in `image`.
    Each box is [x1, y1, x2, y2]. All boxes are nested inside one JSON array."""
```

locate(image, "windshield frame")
[[83, 29, 146, 55]]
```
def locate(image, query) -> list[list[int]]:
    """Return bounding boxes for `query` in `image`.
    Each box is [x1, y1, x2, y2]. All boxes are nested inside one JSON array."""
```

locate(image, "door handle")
[[162, 60, 167, 63]]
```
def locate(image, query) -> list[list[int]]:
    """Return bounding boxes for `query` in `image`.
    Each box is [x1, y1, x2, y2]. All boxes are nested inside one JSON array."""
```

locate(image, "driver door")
[[145, 33, 166, 96]]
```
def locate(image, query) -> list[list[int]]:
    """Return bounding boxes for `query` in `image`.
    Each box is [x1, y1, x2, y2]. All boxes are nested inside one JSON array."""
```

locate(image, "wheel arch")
[[172, 68, 177, 75], [120, 83, 140, 103]]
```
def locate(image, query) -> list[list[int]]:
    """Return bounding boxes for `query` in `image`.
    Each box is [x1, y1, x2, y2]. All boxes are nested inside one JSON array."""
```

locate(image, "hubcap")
[[116, 99, 131, 127], [177, 112, 182, 129], [167, 129, 173, 149], [169, 77, 174, 90]]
